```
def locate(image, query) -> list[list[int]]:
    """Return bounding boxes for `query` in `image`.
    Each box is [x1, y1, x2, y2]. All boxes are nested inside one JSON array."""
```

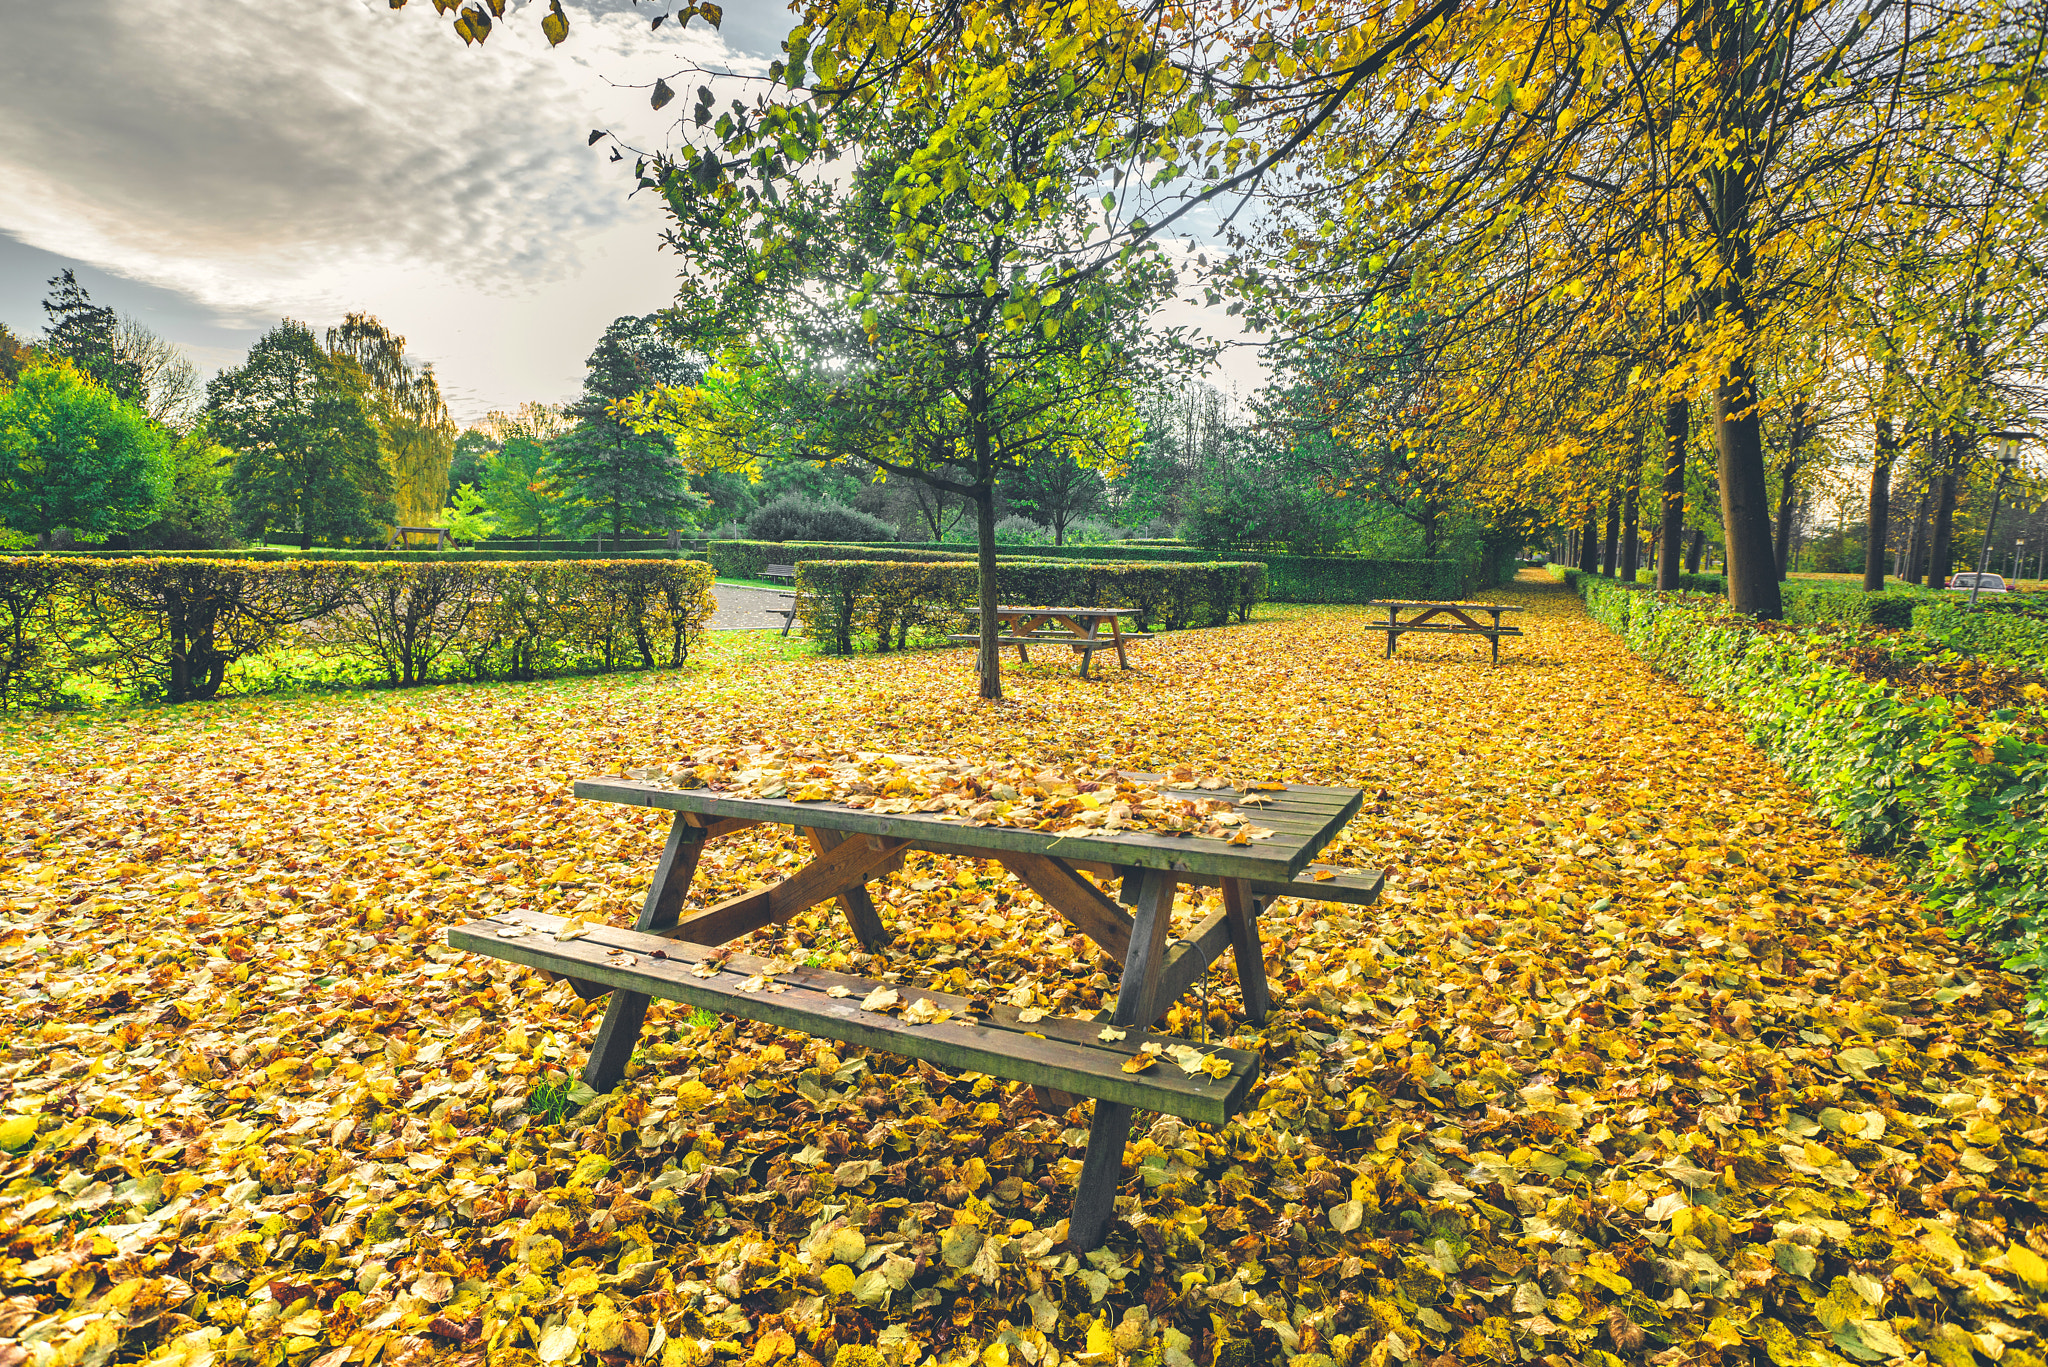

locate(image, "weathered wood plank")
[[1220, 877, 1272, 1022], [663, 834, 909, 946], [804, 826, 891, 951], [574, 777, 1359, 880], [996, 852, 1134, 960], [450, 908, 1256, 1123], [1152, 910, 1232, 1014]]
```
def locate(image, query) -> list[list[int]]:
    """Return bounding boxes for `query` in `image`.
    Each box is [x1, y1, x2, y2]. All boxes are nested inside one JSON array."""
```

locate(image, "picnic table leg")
[[802, 827, 892, 951], [1112, 618, 1132, 671], [1385, 609, 1398, 659], [583, 815, 706, 1092], [1077, 621, 1099, 678], [1069, 868, 1175, 1251], [1219, 877, 1272, 1022]]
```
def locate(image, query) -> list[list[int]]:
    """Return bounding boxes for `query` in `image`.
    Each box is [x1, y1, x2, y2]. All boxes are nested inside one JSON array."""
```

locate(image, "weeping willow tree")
[[326, 313, 457, 527]]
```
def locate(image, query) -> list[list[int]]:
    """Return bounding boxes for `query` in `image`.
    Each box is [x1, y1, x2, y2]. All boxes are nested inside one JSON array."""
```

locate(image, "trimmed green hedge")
[[44, 547, 703, 564], [721, 538, 1469, 603], [1571, 573, 2048, 1030], [794, 560, 1265, 654], [1913, 600, 2048, 667], [1782, 584, 1920, 628], [707, 541, 973, 579], [0, 557, 714, 708]]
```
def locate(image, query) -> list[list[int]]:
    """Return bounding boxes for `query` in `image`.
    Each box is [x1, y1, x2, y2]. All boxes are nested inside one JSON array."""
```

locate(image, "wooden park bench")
[[1367, 600, 1526, 665], [947, 606, 1153, 678], [761, 563, 800, 636], [386, 525, 451, 551], [448, 770, 1377, 1250]]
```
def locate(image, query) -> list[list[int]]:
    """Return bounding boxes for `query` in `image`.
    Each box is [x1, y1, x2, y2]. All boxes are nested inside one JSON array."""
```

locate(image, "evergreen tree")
[[40, 271, 142, 403], [207, 321, 392, 549], [548, 317, 703, 538]]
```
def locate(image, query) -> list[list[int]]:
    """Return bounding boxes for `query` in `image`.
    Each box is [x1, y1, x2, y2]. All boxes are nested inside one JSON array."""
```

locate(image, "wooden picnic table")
[[449, 770, 1379, 1250], [1366, 600, 1526, 665], [386, 525, 451, 551], [947, 605, 1152, 677]]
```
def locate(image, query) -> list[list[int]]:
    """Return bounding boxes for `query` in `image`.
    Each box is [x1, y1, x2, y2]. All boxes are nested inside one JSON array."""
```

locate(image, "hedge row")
[[44, 548, 704, 564], [1571, 574, 2048, 1029], [1913, 600, 2048, 668], [0, 558, 715, 709], [1782, 584, 1921, 628], [795, 560, 1265, 654], [715, 539, 1472, 602], [707, 541, 974, 580], [1555, 567, 1725, 595]]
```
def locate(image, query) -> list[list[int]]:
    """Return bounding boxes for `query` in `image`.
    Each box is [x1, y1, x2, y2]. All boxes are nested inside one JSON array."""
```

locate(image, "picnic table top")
[[1365, 600, 1526, 612], [975, 605, 1142, 617], [574, 774, 1363, 880]]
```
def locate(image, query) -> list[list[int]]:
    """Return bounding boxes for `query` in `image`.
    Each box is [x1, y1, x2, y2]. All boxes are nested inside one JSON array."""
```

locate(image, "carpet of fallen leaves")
[[4, 572, 2047, 1367]]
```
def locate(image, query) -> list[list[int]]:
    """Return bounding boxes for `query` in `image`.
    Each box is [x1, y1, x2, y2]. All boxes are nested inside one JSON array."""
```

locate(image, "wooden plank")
[[685, 815, 764, 840], [1152, 910, 1232, 1014], [576, 814, 709, 1071], [804, 827, 892, 951], [996, 852, 1134, 960], [574, 778, 1359, 881], [664, 834, 909, 945], [450, 908, 1257, 1124], [1220, 877, 1272, 1021], [1071, 869, 1176, 1250]]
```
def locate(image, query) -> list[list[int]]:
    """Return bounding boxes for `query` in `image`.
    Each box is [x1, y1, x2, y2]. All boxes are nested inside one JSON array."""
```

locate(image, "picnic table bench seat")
[[449, 773, 1374, 1249], [449, 905, 1259, 1124], [760, 564, 800, 636], [958, 606, 1149, 677]]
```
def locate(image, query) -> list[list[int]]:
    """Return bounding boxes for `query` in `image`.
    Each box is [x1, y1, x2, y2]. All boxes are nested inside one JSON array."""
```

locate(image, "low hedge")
[[44, 547, 703, 563], [0, 557, 714, 708], [1572, 574, 2048, 1029], [1913, 600, 2048, 668], [795, 560, 1265, 654], [1782, 584, 1920, 628], [721, 539, 1470, 602], [707, 541, 973, 580]]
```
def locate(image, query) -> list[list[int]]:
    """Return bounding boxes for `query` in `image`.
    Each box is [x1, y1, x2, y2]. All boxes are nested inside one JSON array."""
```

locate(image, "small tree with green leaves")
[[0, 361, 172, 548]]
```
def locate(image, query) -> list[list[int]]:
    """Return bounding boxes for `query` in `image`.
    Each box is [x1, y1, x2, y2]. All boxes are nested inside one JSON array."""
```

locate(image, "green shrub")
[[794, 560, 1265, 654], [0, 557, 715, 708], [49, 546, 701, 563], [1572, 574, 2048, 1031], [707, 540, 972, 580], [1912, 601, 2048, 669], [743, 494, 899, 544], [1782, 584, 1919, 628]]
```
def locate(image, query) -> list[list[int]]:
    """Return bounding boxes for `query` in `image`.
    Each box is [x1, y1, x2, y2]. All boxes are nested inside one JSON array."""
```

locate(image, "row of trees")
[[0, 274, 463, 552], [439, 0, 2042, 620]]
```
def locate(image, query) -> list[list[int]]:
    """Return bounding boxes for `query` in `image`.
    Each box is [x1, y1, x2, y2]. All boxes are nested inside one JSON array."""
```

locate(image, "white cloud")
[[0, 0, 756, 419]]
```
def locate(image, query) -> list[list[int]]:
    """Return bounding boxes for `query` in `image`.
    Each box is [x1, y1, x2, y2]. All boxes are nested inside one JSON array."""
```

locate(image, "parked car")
[[1946, 572, 2009, 593]]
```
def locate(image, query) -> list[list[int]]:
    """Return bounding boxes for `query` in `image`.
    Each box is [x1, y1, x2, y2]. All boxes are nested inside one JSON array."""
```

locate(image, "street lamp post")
[[1972, 434, 2028, 608]]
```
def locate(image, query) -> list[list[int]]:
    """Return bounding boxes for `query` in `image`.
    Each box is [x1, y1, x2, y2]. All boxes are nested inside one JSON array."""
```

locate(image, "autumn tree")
[[549, 317, 703, 540], [208, 321, 393, 549], [326, 313, 458, 528]]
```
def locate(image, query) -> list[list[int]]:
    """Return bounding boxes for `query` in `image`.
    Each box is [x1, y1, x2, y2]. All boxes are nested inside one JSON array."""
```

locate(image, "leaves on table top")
[[1, 580, 2045, 1367], [623, 747, 1272, 839]]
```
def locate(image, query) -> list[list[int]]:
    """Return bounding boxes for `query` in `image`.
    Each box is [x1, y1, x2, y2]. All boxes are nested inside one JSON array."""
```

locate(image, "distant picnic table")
[[450, 770, 1380, 1250], [948, 606, 1152, 677], [1366, 600, 1525, 665], [386, 526, 451, 551]]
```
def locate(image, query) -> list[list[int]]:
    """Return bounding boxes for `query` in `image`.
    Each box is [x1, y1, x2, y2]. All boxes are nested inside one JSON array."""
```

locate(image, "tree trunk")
[[299, 526, 314, 551], [1577, 504, 1600, 573], [1657, 398, 1688, 590], [1601, 491, 1620, 577], [1929, 442, 1959, 588], [1773, 459, 1800, 580], [1903, 481, 1929, 585], [974, 485, 1001, 700], [1620, 476, 1642, 582], [1715, 349, 1783, 617], [1864, 415, 1895, 592]]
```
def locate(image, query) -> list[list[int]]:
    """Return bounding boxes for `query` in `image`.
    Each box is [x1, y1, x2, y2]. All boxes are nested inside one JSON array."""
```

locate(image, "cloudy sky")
[[0, 0, 1256, 426]]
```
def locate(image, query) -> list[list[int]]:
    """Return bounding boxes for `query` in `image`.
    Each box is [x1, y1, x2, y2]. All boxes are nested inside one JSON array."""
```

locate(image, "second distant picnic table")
[[1366, 600, 1525, 665], [948, 606, 1152, 677]]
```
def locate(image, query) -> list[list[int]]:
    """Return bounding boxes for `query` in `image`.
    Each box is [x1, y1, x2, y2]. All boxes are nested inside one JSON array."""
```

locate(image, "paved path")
[[706, 581, 795, 631]]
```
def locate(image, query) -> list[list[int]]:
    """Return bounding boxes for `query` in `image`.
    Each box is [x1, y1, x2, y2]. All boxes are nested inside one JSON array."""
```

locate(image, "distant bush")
[[994, 515, 1052, 545], [1913, 600, 2048, 668], [744, 495, 898, 545], [706, 541, 971, 581]]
